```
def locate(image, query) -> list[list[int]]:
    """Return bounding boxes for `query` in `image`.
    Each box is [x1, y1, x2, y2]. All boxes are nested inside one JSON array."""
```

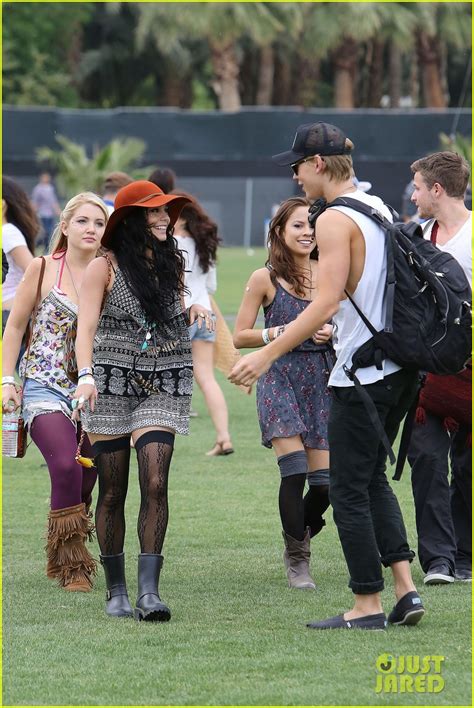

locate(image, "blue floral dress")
[[256, 282, 335, 449]]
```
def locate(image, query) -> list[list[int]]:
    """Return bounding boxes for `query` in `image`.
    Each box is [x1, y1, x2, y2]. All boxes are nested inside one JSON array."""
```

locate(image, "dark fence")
[[3, 106, 471, 246]]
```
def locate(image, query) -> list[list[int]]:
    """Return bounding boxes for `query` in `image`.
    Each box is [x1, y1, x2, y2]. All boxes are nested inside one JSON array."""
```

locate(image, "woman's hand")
[[188, 304, 215, 331], [71, 383, 97, 420], [2, 383, 22, 413], [312, 323, 333, 345]]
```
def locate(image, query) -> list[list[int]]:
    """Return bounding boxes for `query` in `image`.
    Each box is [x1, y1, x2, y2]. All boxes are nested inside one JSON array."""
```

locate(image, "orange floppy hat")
[[101, 180, 191, 247]]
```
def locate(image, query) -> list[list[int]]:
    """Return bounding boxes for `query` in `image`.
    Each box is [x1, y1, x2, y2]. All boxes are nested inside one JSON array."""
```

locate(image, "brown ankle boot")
[[45, 503, 97, 592], [282, 526, 316, 590]]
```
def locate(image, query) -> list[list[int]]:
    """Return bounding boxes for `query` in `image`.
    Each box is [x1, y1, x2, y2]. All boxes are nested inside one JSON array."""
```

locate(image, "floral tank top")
[[19, 259, 77, 396]]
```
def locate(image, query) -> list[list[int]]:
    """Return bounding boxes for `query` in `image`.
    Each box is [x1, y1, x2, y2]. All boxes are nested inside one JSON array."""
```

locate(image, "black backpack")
[[312, 196, 472, 476]]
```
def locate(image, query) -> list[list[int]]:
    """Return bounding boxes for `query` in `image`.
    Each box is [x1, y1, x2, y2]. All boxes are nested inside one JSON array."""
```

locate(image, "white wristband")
[[2, 376, 16, 385], [262, 328, 271, 345], [78, 375, 96, 387]]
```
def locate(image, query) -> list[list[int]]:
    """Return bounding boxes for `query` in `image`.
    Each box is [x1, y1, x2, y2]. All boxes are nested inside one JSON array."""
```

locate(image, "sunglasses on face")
[[290, 155, 316, 176]]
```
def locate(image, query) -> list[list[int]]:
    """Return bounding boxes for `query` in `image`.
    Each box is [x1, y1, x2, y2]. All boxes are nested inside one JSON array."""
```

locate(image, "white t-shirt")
[[174, 234, 217, 310], [2, 222, 29, 303], [423, 213, 472, 283], [327, 190, 401, 387]]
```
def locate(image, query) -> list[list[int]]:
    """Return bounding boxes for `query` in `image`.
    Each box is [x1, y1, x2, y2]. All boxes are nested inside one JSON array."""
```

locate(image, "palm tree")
[[134, 2, 282, 111], [413, 2, 471, 108], [293, 3, 389, 109]]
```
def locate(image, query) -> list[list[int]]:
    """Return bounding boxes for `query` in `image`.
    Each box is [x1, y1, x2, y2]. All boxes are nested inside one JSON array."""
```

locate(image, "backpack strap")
[[392, 385, 422, 480], [342, 365, 397, 465], [329, 197, 397, 332]]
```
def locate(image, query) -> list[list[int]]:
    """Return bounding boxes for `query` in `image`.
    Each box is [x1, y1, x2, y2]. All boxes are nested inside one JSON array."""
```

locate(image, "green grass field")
[[2, 249, 472, 706]]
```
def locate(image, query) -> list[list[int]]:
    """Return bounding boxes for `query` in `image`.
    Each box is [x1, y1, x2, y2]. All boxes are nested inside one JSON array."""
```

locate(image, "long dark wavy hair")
[[2, 176, 40, 254], [266, 197, 316, 298], [170, 190, 221, 273], [107, 207, 186, 325]]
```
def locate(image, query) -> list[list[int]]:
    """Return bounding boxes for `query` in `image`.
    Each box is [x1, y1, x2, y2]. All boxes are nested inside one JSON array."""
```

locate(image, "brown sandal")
[[206, 441, 234, 456]]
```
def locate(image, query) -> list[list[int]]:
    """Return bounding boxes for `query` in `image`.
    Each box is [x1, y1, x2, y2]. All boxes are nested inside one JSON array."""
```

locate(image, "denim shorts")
[[188, 314, 216, 343], [22, 378, 74, 429]]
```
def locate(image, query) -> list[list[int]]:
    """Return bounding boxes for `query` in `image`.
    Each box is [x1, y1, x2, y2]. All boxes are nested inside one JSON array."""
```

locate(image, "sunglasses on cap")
[[290, 155, 317, 176]]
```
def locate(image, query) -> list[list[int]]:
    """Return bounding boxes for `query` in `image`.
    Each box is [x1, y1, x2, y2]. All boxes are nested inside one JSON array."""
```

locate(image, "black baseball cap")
[[272, 122, 352, 166]]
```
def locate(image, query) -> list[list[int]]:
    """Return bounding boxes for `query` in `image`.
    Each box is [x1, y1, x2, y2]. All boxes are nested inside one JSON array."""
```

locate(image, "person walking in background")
[[2, 176, 39, 334], [2, 192, 108, 592], [230, 122, 424, 630], [31, 172, 61, 249], [172, 190, 234, 456], [101, 171, 133, 214], [73, 181, 213, 621], [149, 167, 176, 194], [233, 197, 333, 589], [408, 151, 472, 585]]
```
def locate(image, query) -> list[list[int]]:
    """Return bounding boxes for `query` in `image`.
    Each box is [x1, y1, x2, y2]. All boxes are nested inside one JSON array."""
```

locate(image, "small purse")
[[2, 257, 46, 459], [64, 254, 113, 384]]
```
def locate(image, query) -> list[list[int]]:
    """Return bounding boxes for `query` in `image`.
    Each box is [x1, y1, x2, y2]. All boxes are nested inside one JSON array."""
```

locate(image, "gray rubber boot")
[[100, 553, 133, 618], [282, 526, 316, 590], [134, 553, 171, 622]]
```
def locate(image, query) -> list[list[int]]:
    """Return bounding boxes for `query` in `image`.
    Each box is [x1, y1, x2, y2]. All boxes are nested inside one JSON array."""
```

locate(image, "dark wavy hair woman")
[[171, 190, 234, 456], [233, 196, 335, 591], [73, 181, 214, 622], [2, 177, 40, 332], [171, 190, 221, 274], [266, 196, 317, 298]]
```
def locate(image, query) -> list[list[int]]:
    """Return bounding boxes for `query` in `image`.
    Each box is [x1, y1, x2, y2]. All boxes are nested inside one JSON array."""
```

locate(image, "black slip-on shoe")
[[423, 563, 454, 585], [388, 591, 425, 626], [454, 567, 472, 582], [306, 612, 387, 630]]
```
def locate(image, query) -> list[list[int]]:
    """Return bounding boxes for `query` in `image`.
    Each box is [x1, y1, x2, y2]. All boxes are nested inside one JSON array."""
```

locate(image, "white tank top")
[[328, 190, 401, 387]]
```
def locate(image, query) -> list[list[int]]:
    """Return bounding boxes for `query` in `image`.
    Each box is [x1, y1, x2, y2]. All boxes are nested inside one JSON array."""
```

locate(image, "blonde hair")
[[323, 138, 354, 182], [49, 192, 109, 255]]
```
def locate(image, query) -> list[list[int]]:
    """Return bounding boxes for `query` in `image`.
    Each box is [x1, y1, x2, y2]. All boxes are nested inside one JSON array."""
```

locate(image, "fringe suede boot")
[[45, 503, 97, 592]]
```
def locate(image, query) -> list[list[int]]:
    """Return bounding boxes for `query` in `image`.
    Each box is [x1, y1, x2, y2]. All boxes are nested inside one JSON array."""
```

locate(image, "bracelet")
[[2, 376, 16, 385], [78, 367, 93, 378], [261, 328, 271, 345], [274, 325, 286, 339], [78, 375, 96, 387]]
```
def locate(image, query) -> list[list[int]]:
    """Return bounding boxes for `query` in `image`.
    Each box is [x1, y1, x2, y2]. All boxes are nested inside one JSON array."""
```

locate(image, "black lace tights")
[[93, 437, 131, 556], [136, 436, 174, 554]]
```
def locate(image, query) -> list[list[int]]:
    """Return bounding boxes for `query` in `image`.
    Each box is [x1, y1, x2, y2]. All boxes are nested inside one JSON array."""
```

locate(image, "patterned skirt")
[[256, 350, 334, 449], [82, 316, 193, 436]]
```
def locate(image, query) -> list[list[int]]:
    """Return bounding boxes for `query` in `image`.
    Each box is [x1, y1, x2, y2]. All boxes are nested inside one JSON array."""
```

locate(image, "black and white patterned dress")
[[82, 266, 193, 435]]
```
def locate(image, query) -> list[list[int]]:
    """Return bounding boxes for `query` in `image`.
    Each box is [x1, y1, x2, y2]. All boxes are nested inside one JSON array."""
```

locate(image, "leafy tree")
[[2, 2, 94, 106], [439, 132, 472, 166]]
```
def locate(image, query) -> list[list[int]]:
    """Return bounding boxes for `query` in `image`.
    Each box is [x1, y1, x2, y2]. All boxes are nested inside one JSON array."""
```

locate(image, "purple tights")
[[29, 412, 97, 511]]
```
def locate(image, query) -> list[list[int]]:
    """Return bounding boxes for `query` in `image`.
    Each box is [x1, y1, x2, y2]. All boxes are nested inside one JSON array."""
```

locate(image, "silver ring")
[[78, 396, 85, 405], [198, 312, 205, 318]]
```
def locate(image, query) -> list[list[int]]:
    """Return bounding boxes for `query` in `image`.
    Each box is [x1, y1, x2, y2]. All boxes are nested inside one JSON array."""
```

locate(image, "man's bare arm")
[[228, 210, 353, 385]]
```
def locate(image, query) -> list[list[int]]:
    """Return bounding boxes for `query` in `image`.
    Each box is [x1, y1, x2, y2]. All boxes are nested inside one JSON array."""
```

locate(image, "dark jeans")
[[408, 412, 472, 573], [328, 369, 418, 595]]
